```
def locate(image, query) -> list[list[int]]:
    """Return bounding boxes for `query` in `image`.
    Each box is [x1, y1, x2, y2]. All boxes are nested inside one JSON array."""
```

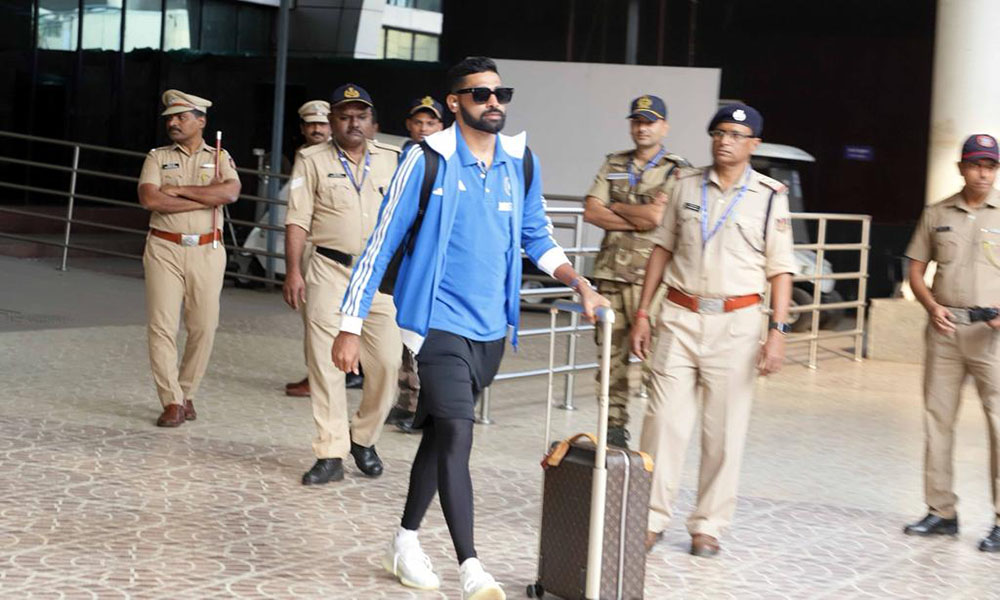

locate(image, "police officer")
[[630, 104, 795, 557], [285, 100, 332, 399], [401, 96, 445, 153], [137, 90, 241, 427], [583, 94, 689, 448], [384, 95, 445, 434], [283, 83, 403, 485], [902, 134, 1000, 552]]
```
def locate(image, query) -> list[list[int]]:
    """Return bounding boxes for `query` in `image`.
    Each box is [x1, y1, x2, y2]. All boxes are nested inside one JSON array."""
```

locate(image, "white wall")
[[494, 59, 721, 198]]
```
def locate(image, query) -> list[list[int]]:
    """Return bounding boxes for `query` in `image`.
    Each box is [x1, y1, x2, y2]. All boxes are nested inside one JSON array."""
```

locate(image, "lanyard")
[[627, 146, 666, 189], [700, 167, 751, 248], [336, 148, 371, 193]]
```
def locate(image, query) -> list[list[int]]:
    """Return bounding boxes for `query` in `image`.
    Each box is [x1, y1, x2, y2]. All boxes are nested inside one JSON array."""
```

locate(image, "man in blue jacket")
[[332, 57, 608, 598]]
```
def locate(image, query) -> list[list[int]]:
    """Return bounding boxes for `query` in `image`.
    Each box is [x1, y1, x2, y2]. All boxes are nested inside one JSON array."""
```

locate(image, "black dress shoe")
[[350, 442, 383, 477], [903, 513, 959, 536], [979, 526, 1000, 552], [385, 406, 413, 426], [346, 372, 364, 389], [395, 417, 416, 434], [302, 458, 344, 485]]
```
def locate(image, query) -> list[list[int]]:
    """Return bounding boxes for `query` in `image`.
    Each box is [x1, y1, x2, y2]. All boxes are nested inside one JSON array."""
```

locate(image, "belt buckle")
[[698, 297, 724, 314], [947, 307, 971, 326], [180, 234, 199, 247]]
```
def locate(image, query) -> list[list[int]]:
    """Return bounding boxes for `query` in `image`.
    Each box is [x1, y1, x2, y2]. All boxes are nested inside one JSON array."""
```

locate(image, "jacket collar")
[[424, 124, 527, 161]]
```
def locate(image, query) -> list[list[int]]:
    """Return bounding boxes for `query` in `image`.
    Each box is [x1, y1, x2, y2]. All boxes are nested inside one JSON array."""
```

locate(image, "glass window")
[[412, 33, 438, 62], [81, 0, 122, 51], [124, 0, 163, 51], [236, 3, 269, 55], [37, 0, 80, 51], [200, 0, 236, 54], [375, 26, 385, 59], [384, 28, 413, 60], [164, 0, 197, 51], [0, 0, 34, 51]]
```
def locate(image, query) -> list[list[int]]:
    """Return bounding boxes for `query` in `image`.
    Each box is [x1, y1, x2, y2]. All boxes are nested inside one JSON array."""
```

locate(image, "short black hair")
[[446, 56, 499, 93]]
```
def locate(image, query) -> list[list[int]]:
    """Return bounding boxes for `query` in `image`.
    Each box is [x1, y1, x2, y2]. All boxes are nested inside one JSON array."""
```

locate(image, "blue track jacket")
[[339, 125, 569, 352]]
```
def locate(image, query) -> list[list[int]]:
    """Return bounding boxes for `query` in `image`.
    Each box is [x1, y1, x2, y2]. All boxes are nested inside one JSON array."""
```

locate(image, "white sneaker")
[[459, 558, 505, 600], [382, 530, 440, 590]]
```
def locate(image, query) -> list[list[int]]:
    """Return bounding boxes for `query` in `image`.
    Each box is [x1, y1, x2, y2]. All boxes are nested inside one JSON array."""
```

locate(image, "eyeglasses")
[[453, 87, 514, 104], [708, 129, 755, 141]]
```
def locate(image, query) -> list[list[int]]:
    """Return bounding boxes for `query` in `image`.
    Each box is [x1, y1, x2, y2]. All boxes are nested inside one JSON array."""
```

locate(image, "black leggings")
[[400, 416, 476, 564]]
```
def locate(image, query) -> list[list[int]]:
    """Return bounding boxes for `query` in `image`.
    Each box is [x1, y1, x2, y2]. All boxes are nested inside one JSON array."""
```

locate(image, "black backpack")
[[378, 140, 534, 295]]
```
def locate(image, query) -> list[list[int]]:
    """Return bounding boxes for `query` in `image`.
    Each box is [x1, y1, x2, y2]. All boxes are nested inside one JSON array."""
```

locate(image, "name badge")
[[498, 201, 512, 212], [327, 173, 346, 178], [162, 163, 180, 170], [606, 173, 630, 181], [934, 225, 952, 232], [684, 202, 700, 212], [200, 163, 215, 169], [982, 228, 1000, 234]]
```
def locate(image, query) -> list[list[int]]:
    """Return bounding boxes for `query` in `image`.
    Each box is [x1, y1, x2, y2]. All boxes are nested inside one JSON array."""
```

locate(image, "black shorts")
[[413, 329, 505, 428]]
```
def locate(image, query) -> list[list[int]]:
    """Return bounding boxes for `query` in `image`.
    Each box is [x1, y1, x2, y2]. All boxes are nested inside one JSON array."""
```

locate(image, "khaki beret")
[[161, 89, 212, 116], [298, 100, 331, 123]]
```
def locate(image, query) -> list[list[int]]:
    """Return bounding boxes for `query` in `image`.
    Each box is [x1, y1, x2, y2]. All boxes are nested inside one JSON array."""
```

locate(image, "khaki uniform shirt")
[[285, 139, 400, 255], [905, 189, 1000, 307], [588, 149, 689, 284], [653, 166, 796, 297], [138, 141, 239, 234]]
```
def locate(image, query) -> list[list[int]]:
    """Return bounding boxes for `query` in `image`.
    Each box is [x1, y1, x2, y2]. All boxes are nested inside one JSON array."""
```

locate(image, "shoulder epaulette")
[[372, 140, 401, 154], [665, 153, 691, 167], [757, 174, 788, 194], [673, 166, 703, 179], [300, 142, 330, 158]]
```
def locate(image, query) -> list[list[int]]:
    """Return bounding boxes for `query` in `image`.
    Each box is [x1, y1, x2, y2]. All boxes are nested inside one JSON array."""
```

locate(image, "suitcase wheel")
[[526, 582, 544, 598]]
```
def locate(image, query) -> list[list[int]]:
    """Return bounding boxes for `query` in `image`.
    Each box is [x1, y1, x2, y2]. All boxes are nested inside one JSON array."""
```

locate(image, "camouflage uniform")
[[588, 149, 688, 428], [394, 348, 420, 413]]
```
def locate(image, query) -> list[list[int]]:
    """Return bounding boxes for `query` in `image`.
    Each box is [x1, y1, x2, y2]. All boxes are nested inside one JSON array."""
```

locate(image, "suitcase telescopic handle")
[[549, 299, 614, 599]]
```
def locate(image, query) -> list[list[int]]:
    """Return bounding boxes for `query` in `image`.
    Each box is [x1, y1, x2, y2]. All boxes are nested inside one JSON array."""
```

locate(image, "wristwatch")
[[570, 276, 593, 293], [769, 321, 791, 335]]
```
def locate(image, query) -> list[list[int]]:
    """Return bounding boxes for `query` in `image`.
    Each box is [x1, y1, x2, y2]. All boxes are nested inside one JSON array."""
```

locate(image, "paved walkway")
[[0, 256, 998, 598]]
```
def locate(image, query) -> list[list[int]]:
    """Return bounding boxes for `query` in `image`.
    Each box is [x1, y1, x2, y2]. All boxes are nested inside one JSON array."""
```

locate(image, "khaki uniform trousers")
[[640, 300, 762, 537], [595, 280, 665, 428], [143, 234, 226, 407], [923, 323, 1000, 524], [298, 241, 313, 364], [305, 250, 401, 459]]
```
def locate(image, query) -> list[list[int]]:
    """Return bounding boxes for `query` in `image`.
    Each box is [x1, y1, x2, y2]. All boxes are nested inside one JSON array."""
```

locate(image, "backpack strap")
[[522, 145, 534, 195], [405, 140, 439, 254]]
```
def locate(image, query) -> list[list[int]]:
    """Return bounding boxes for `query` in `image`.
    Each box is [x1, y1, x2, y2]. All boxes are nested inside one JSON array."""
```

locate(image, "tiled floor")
[[1, 256, 999, 599]]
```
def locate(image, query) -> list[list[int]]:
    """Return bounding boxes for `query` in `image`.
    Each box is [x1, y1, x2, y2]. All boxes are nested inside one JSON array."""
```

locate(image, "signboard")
[[844, 145, 875, 161]]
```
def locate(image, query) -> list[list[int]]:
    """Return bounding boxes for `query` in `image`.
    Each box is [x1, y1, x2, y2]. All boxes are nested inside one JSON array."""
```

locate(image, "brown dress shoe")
[[645, 531, 663, 553], [183, 399, 196, 421], [156, 404, 186, 427], [285, 377, 310, 397], [690, 533, 720, 557]]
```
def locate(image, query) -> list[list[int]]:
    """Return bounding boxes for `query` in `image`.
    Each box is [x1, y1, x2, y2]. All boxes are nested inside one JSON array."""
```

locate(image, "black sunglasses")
[[453, 87, 514, 104]]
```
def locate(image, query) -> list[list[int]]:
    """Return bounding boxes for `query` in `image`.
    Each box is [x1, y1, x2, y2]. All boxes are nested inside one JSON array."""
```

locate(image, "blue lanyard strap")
[[700, 167, 751, 248], [336, 147, 371, 193], [627, 146, 667, 189]]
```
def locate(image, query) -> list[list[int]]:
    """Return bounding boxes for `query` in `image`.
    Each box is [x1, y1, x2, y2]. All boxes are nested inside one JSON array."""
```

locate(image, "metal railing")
[[0, 130, 871, 424], [476, 210, 872, 424], [0, 130, 289, 285]]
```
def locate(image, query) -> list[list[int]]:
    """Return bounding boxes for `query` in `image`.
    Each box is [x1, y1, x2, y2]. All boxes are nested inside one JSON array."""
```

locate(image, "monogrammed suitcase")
[[527, 301, 653, 600]]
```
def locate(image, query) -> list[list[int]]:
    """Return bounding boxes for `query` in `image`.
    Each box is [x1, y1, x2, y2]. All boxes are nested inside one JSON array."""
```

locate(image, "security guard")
[[384, 95, 445, 434], [630, 104, 795, 557], [284, 83, 403, 485], [903, 134, 1000, 552], [285, 100, 332, 399], [137, 90, 241, 427], [583, 94, 689, 447]]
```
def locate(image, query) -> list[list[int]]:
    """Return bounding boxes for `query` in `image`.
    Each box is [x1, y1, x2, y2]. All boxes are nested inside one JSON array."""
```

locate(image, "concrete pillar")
[[925, 0, 1000, 205]]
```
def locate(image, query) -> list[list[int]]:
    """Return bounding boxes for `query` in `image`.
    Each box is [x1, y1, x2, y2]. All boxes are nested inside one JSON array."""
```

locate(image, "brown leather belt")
[[667, 287, 761, 314], [150, 228, 221, 247]]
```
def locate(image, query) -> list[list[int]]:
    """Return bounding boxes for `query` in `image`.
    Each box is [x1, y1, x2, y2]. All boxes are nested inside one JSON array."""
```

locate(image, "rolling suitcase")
[[527, 301, 653, 600]]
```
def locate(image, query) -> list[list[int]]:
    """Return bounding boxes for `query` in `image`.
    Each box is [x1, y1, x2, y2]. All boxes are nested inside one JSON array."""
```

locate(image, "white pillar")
[[925, 0, 1000, 205]]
